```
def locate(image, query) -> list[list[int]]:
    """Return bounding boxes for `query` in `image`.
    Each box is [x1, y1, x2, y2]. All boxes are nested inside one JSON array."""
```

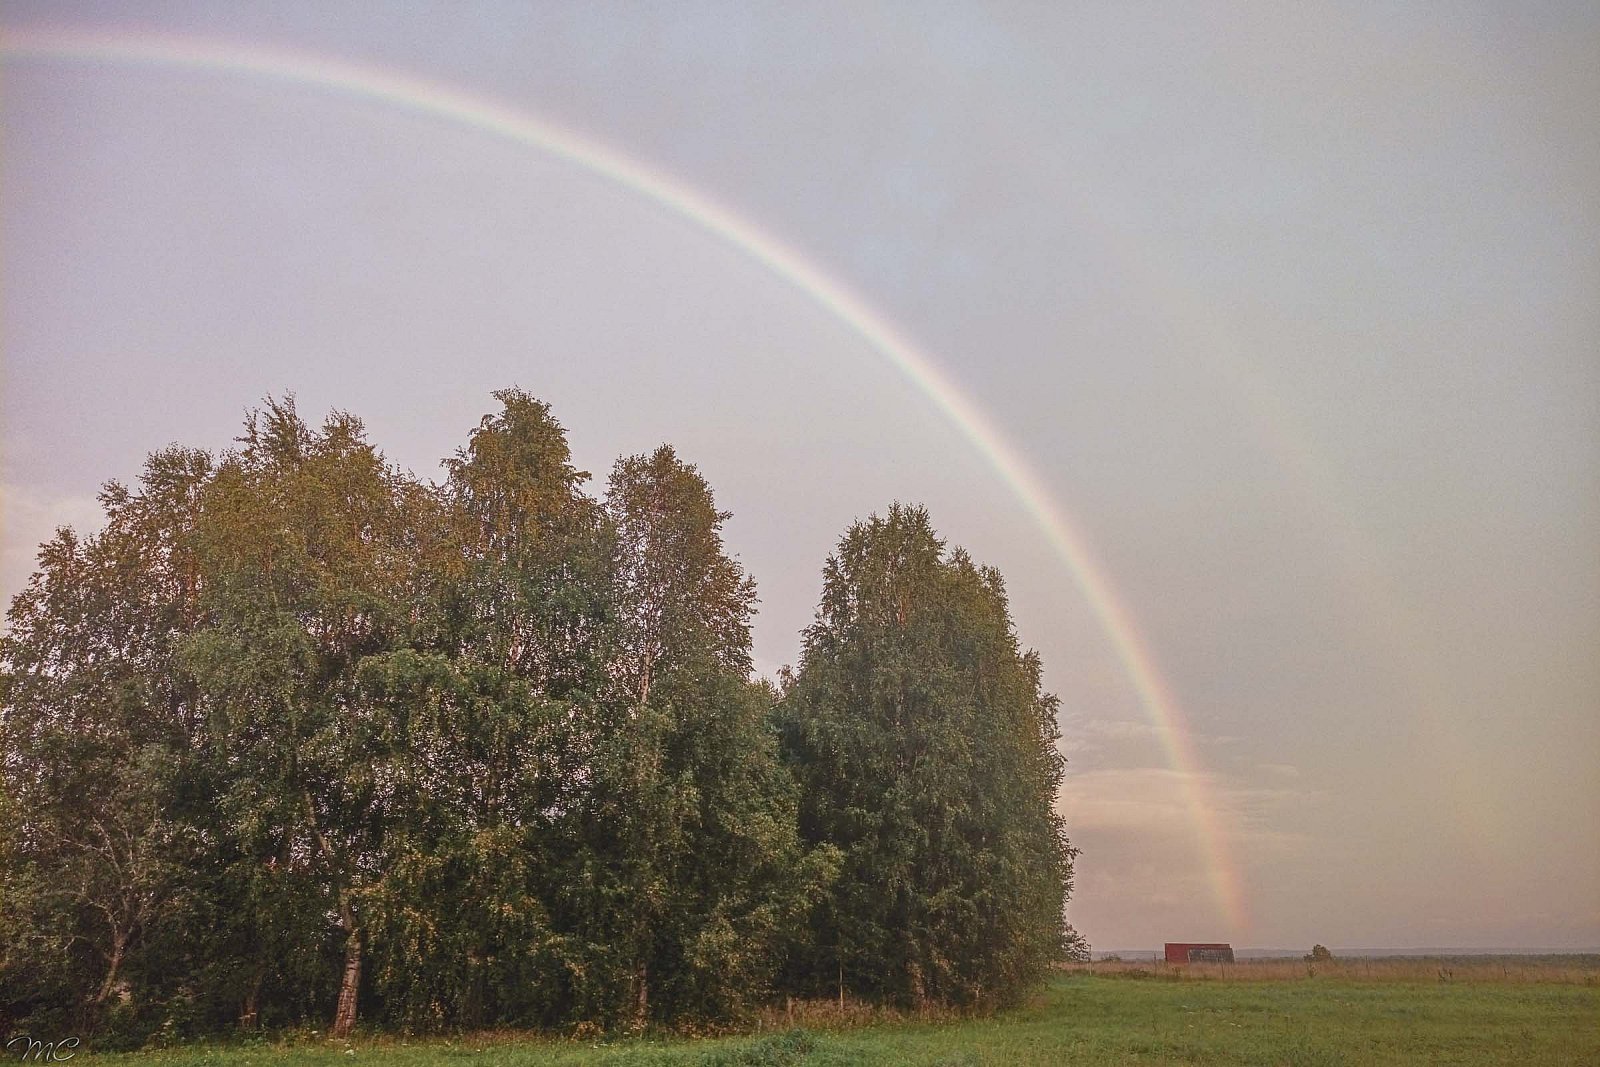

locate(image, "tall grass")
[[79, 973, 1600, 1066]]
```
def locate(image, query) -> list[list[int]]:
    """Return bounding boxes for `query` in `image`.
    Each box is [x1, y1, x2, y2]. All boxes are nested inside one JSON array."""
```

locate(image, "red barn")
[[1165, 942, 1235, 963]]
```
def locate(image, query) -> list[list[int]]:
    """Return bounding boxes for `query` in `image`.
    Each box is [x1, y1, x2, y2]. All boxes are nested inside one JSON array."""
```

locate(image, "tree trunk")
[[638, 653, 653, 707], [633, 960, 649, 1030], [240, 969, 263, 1030], [907, 958, 927, 1010], [331, 894, 362, 1039], [307, 796, 361, 1038], [332, 933, 361, 1037], [92, 932, 127, 1007]]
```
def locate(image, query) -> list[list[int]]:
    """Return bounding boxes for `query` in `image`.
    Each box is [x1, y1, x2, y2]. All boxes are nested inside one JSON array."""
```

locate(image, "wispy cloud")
[[1057, 765, 1317, 945], [1058, 710, 1246, 763], [1061, 767, 1308, 841], [1076, 718, 1163, 742]]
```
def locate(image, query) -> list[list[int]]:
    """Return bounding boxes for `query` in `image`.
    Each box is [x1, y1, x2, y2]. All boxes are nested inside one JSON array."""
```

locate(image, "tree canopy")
[[775, 504, 1075, 1008], [1, 394, 1075, 1043]]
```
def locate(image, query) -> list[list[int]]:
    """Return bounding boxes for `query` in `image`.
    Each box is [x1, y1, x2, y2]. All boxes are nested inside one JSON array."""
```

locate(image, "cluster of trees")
[[0, 391, 1077, 1042]]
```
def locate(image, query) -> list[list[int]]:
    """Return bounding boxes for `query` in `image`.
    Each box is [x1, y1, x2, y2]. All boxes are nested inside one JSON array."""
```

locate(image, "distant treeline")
[[0, 391, 1080, 1044], [1074, 956, 1600, 986]]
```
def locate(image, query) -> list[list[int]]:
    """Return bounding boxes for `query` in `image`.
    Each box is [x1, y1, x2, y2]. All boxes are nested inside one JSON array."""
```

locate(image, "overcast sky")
[[4, 2, 1596, 951]]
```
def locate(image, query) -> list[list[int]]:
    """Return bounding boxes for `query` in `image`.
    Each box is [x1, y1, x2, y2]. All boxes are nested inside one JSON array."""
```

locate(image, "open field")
[[72, 961, 1600, 1067], [1069, 954, 1600, 984]]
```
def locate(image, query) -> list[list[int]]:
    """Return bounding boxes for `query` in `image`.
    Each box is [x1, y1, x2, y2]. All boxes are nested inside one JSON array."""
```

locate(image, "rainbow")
[[1, 24, 1249, 934]]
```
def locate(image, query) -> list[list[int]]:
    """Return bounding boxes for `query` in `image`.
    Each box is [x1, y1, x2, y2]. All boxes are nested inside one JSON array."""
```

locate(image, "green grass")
[[83, 973, 1600, 1066]]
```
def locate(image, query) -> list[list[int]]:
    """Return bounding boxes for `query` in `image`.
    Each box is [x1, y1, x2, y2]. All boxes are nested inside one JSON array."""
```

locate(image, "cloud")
[[1076, 719, 1164, 742], [1060, 765, 1312, 847], [1056, 764, 1318, 946], [1057, 708, 1251, 766]]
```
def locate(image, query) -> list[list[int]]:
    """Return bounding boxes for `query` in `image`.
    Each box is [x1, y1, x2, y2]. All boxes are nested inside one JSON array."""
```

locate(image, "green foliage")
[[1, 397, 1066, 1041], [1061, 926, 1092, 964], [0, 446, 220, 1039], [562, 446, 833, 1027], [776, 505, 1074, 1008], [440, 388, 614, 699], [1306, 944, 1335, 962]]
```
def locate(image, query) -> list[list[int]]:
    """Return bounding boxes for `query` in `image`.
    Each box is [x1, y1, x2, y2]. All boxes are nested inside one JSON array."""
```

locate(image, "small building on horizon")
[[1165, 942, 1235, 963]]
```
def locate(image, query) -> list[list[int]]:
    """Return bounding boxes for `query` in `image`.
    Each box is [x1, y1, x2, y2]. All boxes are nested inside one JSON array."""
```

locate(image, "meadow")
[[73, 958, 1600, 1067]]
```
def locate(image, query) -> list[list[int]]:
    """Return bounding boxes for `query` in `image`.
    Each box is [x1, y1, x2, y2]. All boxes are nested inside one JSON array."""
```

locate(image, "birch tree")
[[777, 504, 1074, 1007]]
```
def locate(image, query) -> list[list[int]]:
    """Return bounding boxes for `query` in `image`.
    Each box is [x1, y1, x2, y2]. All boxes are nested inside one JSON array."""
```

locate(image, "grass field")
[[81, 962, 1600, 1066]]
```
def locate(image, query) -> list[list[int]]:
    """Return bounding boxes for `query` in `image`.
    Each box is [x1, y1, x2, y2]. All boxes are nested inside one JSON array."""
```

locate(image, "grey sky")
[[3, 2, 1596, 951]]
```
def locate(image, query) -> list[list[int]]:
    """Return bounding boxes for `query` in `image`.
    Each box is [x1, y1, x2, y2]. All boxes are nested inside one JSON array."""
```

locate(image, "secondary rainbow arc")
[[1, 24, 1250, 935]]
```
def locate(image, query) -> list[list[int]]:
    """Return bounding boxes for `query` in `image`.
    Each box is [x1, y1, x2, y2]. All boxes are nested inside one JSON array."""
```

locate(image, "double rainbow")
[[2, 24, 1249, 935]]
